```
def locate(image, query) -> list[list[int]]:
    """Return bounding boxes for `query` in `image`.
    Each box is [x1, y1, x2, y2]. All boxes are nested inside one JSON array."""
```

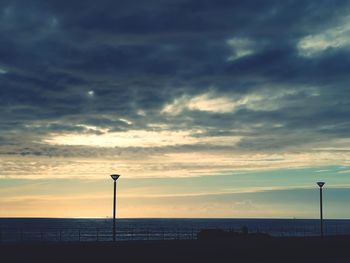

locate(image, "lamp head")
[[111, 174, 120, 181], [317, 182, 325, 188]]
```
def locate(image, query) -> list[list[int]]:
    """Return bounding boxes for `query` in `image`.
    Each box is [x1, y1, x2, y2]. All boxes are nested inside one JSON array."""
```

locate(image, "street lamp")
[[317, 182, 325, 238], [111, 174, 120, 242]]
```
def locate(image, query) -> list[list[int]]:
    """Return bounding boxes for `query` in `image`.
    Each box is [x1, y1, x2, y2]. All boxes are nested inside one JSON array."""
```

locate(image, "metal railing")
[[1, 224, 350, 243], [0, 227, 199, 243]]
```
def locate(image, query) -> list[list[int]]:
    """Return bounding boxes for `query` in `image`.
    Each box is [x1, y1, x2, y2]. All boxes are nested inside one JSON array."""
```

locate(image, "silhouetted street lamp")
[[111, 174, 120, 242], [317, 182, 325, 238]]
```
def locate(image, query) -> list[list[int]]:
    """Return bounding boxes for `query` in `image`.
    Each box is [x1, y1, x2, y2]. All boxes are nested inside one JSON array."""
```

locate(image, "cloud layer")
[[1, 0, 350, 179]]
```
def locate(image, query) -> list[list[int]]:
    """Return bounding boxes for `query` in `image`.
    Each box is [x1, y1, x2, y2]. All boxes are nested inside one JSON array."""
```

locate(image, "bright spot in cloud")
[[0, 68, 8, 74], [298, 16, 350, 56], [162, 93, 236, 115], [187, 94, 236, 112], [75, 124, 108, 133], [50, 17, 58, 27], [119, 118, 133, 125], [43, 129, 241, 148], [137, 110, 146, 116], [162, 88, 309, 116], [87, 90, 94, 97], [226, 37, 255, 61]]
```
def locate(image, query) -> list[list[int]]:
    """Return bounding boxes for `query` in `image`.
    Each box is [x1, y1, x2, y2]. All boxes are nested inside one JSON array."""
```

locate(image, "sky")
[[0, 0, 350, 218]]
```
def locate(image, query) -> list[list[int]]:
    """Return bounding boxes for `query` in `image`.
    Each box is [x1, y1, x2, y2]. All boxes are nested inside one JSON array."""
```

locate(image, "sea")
[[1, 218, 350, 242]]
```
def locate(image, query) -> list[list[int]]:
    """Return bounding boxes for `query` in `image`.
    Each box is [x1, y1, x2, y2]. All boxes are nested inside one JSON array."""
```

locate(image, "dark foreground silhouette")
[[1, 236, 350, 263]]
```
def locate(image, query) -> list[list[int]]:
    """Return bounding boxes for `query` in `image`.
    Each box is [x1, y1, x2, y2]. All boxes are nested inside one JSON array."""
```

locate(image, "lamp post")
[[317, 182, 325, 238], [111, 174, 120, 242]]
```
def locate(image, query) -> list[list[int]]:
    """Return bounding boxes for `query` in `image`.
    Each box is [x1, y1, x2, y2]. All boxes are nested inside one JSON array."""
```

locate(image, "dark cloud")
[[1, 0, 350, 157]]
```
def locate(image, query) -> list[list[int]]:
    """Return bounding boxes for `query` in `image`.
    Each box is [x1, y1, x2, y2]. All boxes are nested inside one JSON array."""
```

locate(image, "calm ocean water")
[[1, 218, 350, 242]]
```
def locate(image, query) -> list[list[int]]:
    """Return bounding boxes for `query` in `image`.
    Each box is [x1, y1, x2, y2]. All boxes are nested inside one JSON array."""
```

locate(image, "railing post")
[[59, 230, 62, 242], [96, 228, 99, 241], [20, 229, 23, 242], [78, 229, 81, 241]]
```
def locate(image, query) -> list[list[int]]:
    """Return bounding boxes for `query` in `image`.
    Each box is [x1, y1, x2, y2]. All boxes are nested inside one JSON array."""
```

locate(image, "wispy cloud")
[[298, 15, 350, 57], [226, 38, 256, 61]]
